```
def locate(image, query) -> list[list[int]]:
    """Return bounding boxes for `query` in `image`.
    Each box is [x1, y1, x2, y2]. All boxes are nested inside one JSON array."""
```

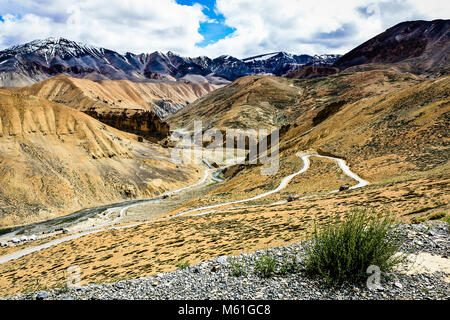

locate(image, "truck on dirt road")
[[287, 195, 300, 202]]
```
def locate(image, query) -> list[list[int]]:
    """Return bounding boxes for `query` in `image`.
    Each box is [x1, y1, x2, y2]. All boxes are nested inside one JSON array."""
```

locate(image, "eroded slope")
[[0, 90, 201, 226], [17, 75, 221, 140], [168, 70, 422, 132]]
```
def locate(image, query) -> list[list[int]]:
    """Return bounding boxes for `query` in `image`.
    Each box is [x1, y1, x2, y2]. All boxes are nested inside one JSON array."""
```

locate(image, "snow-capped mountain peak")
[[7, 37, 101, 59], [0, 38, 341, 86]]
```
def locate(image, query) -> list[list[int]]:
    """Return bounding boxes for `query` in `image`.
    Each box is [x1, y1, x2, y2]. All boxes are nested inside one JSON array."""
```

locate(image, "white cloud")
[[0, 0, 448, 58], [201, 0, 450, 58], [0, 0, 207, 55]]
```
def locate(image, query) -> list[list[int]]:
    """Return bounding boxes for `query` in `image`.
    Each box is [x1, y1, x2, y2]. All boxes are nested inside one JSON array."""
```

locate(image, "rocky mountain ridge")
[[286, 19, 449, 79], [0, 37, 340, 86]]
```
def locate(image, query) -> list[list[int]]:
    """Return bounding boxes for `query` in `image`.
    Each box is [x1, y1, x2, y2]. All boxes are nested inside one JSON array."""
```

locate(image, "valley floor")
[[0, 151, 448, 297], [4, 222, 449, 300]]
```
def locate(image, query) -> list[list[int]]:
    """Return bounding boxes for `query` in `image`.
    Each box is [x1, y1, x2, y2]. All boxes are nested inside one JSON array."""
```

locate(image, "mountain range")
[[0, 18, 448, 296], [0, 38, 340, 87], [285, 19, 450, 79], [2, 19, 447, 88]]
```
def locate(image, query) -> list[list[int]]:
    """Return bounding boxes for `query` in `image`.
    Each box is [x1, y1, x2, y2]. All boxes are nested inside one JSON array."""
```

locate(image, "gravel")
[[4, 221, 449, 300]]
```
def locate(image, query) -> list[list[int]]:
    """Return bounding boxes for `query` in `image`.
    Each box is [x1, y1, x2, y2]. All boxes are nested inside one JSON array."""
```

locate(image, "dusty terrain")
[[0, 89, 202, 227], [5, 222, 449, 300], [167, 70, 422, 131], [0, 172, 447, 297], [19, 75, 221, 118], [14, 75, 222, 140], [166, 74, 449, 214]]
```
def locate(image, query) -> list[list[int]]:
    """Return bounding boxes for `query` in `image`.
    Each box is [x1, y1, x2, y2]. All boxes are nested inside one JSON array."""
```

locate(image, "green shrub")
[[227, 257, 247, 277], [304, 210, 403, 285], [412, 212, 447, 224], [428, 212, 446, 221], [175, 261, 190, 269], [278, 253, 301, 275], [254, 252, 277, 278]]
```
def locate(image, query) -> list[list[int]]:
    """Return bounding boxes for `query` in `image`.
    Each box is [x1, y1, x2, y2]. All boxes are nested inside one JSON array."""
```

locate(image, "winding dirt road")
[[0, 153, 368, 264], [174, 153, 368, 217]]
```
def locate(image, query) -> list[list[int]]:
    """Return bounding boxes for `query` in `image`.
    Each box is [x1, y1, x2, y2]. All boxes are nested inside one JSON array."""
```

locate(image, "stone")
[[36, 291, 49, 300], [216, 256, 227, 264], [115, 283, 125, 290], [211, 265, 221, 272]]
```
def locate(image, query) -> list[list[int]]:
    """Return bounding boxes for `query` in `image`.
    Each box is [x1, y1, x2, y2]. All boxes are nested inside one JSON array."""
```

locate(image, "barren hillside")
[[168, 70, 422, 131], [16, 75, 221, 140], [0, 71, 448, 297], [0, 90, 201, 227], [164, 72, 449, 218], [19, 75, 220, 118], [334, 19, 449, 75]]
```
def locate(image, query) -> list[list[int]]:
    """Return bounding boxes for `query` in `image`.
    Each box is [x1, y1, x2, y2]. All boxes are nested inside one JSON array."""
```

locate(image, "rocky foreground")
[[5, 222, 449, 300]]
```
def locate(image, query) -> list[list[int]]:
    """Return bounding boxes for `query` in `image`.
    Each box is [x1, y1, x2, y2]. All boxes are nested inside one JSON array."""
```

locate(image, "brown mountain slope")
[[168, 76, 300, 131], [18, 75, 221, 140], [168, 70, 422, 132], [286, 20, 449, 79], [334, 19, 450, 75], [285, 65, 339, 79], [0, 90, 201, 227], [281, 75, 450, 180], [19, 75, 220, 117]]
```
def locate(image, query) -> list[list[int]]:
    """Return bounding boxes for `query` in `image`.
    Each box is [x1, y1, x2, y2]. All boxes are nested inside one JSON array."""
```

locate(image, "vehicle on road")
[[287, 195, 300, 202]]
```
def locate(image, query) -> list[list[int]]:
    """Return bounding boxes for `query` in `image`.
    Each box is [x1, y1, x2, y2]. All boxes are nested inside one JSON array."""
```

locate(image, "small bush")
[[57, 282, 70, 294], [428, 212, 446, 221], [278, 253, 301, 275], [254, 252, 277, 278], [304, 210, 403, 285], [227, 257, 247, 277], [412, 212, 447, 224], [176, 261, 190, 269]]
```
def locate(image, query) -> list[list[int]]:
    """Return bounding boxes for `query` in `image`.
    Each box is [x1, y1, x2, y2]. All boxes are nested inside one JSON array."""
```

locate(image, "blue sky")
[[176, 0, 235, 47]]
